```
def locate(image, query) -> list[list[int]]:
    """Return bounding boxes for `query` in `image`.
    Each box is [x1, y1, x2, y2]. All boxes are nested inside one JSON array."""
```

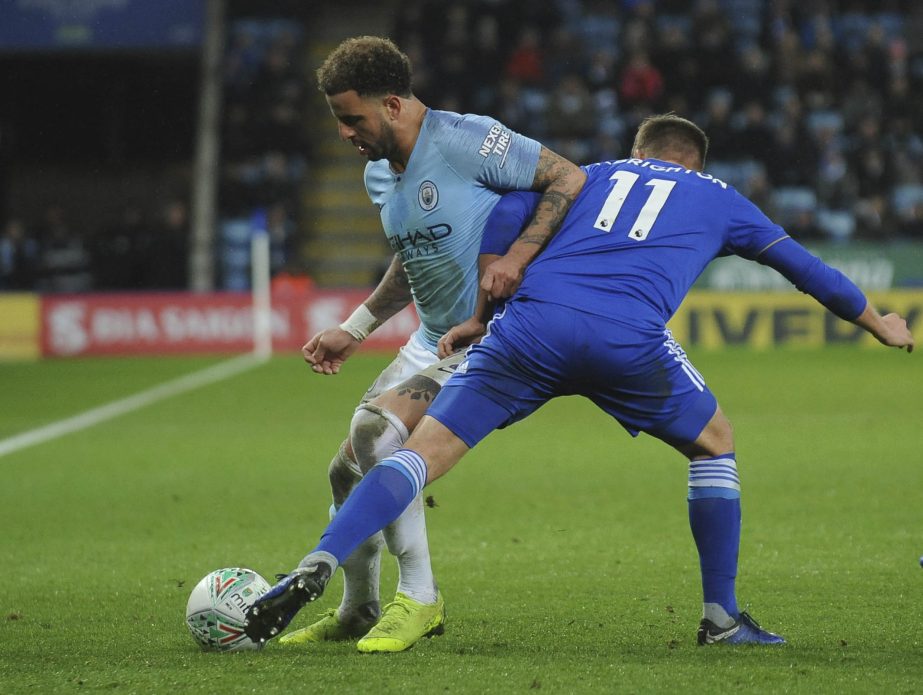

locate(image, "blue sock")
[[687, 453, 741, 622], [314, 450, 427, 565]]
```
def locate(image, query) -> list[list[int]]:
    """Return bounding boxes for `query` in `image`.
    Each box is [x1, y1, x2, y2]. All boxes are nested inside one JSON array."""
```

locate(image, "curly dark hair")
[[316, 36, 413, 98], [632, 114, 709, 168]]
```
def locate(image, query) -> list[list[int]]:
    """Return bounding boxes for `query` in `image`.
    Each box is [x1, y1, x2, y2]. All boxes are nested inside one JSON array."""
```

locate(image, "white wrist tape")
[[339, 304, 378, 342]]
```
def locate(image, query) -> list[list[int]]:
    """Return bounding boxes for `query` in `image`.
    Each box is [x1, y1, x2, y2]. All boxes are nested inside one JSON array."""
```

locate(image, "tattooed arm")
[[303, 254, 413, 375], [480, 146, 586, 299], [364, 254, 414, 326]]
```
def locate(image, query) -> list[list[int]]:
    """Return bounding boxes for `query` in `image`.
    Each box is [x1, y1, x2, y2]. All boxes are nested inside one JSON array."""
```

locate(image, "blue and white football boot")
[[697, 611, 786, 645], [243, 559, 332, 644]]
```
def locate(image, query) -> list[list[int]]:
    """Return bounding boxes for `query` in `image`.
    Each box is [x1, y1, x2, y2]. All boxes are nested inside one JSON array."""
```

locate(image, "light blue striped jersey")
[[364, 109, 541, 351]]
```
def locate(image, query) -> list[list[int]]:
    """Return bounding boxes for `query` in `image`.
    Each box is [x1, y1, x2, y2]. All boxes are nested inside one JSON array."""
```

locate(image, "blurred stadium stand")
[[0, 0, 922, 293]]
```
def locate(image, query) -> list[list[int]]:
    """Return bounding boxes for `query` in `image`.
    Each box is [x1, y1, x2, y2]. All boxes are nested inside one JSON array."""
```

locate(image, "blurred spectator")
[[699, 89, 736, 161], [0, 219, 40, 291], [897, 200, 923, 239], [504, 26, 545, 86], [91, 205, 149, 290], [735, 101, 776, 166], [788, 209, 825, 242], [266, 202, 295, 275], [585, 48, 617, 95], [571, 0, 621, 60], [546, 74, 597, 162], [492, 78, 533, 135], [35, 207, 92, 293], [467, 14, 504, 111], [692, 0, 735, 95], [145, 199, 190, 290], [730, 44, 773, 109], [270, 259, 315, 299], [765, 119, 817, 188], [618, 50, 664, 110], [796, 47, 836, 107], [652, 21, 698, 112]]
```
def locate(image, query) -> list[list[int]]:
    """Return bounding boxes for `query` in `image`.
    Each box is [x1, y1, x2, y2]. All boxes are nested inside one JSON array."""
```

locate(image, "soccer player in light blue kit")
[[261, 37, 585, 652], [252, 114, 913, 646]]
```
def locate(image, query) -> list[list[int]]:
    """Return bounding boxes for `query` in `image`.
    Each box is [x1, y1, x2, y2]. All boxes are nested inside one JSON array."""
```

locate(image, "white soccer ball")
[[185, 567, 271, 652]]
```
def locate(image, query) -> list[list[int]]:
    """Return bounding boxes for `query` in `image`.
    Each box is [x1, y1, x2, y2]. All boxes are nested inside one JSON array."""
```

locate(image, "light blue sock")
[[314, 450, 427, 565], [687, 453, 741, 626]]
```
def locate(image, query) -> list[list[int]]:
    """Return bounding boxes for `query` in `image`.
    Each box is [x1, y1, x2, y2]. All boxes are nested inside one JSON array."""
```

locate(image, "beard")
[[367, 121, 399, 162]]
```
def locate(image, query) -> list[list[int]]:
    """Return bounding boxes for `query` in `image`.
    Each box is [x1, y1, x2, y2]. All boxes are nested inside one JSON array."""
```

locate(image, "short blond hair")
[[632, 114, 709, 168]]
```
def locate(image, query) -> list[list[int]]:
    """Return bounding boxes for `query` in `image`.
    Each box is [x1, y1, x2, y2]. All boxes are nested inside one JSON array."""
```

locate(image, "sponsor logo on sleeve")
[[478, 123, 511, 167]]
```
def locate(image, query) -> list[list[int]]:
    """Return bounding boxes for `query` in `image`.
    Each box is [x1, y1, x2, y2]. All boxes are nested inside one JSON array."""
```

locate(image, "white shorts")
[[361, 331, 464, 404]]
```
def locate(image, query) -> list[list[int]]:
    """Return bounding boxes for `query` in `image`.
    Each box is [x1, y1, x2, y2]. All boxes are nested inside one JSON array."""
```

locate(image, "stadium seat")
[[771, 187, 818, 226], [806, 110, 844, 138], [817, 209, 856, 242], [891, 184, 923, 220]]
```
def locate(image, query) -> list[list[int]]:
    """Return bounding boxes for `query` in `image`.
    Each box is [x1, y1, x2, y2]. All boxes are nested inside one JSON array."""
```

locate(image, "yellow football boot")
[[356, 591, 445, 653], [279, 607, 377, 646]]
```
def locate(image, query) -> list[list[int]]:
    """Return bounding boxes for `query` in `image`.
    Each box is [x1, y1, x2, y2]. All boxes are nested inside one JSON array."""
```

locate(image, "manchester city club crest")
[[418, 180, 438, 211]]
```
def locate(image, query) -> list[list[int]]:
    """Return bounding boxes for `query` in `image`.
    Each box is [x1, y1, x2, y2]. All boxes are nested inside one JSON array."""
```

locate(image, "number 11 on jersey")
[[593, 170, 676, 241]]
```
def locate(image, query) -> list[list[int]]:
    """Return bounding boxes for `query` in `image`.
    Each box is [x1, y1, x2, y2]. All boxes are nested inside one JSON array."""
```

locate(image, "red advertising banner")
[[40, 292, 419, 357]]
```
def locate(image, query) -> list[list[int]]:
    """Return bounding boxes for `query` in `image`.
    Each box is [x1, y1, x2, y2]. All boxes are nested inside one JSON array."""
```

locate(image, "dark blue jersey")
[[481, 158, 866, 328]]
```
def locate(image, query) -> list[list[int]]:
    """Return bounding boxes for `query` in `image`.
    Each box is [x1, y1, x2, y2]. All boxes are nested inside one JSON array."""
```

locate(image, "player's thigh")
[[360, 332, 439, 403], [426, 338, 555, 449], [405, 415, 471, 483], [367, 351, 466, 432], [586, 328, 720, 448]]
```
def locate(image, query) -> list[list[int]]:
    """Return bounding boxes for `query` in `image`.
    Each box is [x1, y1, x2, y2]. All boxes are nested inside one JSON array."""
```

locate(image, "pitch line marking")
[[0, 353, 266, 460]]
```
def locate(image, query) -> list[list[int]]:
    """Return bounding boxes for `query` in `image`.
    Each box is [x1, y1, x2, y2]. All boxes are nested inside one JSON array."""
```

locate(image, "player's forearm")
[[759, 239, 866, 321], [508, 147, 586, 266], [349, 255, 412, 338], [852, 303, 883, 335]]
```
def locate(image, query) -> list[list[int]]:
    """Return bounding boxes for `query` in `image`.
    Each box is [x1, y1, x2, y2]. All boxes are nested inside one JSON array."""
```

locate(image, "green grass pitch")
[[0, 347, 920, 693]]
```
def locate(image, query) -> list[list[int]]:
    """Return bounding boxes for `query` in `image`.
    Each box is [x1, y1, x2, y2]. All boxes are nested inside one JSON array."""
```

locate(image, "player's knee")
[[349, 404, 411, 474], [713, 410, 734, 451], [676, 407, 735, 459], [328, 440, 361, 505]]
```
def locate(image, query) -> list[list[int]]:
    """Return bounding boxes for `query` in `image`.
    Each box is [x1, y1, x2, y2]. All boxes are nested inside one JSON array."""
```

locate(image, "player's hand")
[[874, 312, 914, 352], [438, 317, 487, 358], [302, 327, 361, 374], [481, 254, 527, 300]]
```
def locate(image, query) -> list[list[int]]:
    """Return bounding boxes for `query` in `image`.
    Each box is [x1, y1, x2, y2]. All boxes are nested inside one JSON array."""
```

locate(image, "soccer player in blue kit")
[[254, 37, 586, 652], [248, 114, 913, 646]]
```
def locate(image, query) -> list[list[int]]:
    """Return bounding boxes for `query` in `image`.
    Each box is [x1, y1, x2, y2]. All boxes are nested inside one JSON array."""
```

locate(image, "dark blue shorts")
[[427, 299, 717, 448]]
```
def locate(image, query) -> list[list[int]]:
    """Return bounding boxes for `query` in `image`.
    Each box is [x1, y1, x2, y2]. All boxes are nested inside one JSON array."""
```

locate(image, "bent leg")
[[351, 358, 463, 605], [305, 416, 469, 570], [352, 390, 435, 604]]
